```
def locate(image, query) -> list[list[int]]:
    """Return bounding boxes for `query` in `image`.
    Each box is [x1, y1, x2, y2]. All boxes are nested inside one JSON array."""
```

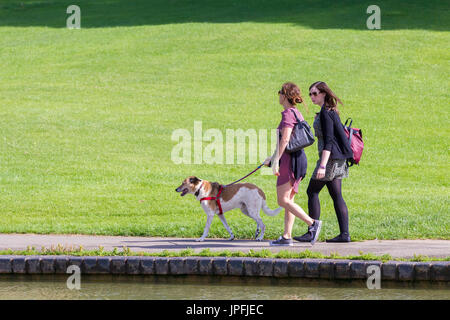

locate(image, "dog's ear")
[[189, 176, 200, 184]]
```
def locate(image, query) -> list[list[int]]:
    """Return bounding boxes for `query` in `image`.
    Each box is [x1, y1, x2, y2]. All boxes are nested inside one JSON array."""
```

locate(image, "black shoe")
[[293, 232, 312, 242], [309, 220, 322, 245], [293, 225, 314, 242], [326, 233, 351, 243]]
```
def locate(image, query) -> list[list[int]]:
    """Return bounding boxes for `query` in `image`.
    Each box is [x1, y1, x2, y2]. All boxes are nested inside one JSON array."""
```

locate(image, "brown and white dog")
[[175, 176, 282, 242]]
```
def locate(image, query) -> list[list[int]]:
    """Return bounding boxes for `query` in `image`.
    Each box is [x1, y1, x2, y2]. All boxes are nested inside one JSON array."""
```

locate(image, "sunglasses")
[[278, 90, 284, 95], [309, 91, 321, 97]]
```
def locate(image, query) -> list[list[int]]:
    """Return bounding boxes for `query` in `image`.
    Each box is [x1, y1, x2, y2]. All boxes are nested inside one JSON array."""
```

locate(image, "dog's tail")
[[261, 199, 283, 216]]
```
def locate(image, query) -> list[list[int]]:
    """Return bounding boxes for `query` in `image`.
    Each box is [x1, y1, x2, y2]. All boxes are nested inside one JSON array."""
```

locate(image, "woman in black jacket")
[[294, 81, 353, 243]]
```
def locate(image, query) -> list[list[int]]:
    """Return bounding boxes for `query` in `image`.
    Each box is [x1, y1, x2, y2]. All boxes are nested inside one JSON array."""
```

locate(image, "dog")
[[175, 176, 282, 241]]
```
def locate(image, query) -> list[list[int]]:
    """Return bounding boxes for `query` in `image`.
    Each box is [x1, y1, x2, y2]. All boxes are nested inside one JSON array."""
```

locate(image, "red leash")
[[199, 163, 264, 215]]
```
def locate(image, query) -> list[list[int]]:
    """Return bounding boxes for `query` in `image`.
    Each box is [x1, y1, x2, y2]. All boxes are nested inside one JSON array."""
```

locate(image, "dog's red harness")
[[199, 184, 224, 215], [196, 163, 264, 216]]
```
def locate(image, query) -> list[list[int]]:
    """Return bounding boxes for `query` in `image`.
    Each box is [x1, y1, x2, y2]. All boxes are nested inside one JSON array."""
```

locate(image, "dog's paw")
[[255, 237, 264, 242], [196, 238, 205, 242], [228, 235, 235, 241]]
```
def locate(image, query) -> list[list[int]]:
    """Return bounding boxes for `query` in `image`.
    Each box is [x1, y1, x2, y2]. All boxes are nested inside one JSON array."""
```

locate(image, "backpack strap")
[[344, 118, 353, 127], [348, 127, 354, 146], [347, 159, 354, 167], [344, 117, 354, 146]]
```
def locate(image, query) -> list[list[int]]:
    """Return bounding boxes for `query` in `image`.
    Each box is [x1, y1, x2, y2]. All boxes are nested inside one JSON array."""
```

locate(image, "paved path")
[[0, 234, 449, 259]]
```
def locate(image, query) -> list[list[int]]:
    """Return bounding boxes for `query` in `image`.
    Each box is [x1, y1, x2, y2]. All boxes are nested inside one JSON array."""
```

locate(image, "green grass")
[[0, 0, 449, 241], [1, 245, 448, 262]]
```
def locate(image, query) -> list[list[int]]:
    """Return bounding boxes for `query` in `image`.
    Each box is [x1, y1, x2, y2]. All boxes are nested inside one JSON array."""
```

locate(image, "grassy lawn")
[[0, 0, 448, 241]]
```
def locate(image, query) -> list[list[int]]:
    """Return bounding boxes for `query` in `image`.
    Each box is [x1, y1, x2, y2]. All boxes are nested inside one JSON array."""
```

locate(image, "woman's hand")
[[272, 157, 280, 176], [263, 156, 271, 167], [316, 167, 326, 179], [316, 150, 330, 179]]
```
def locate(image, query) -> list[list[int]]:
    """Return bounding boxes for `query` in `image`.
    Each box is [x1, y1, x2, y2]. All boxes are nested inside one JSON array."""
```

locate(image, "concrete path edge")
[[0, 255, 448, 282]]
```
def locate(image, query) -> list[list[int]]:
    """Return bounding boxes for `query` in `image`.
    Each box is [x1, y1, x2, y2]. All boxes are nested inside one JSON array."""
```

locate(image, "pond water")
[[0, 275, 448, 300]]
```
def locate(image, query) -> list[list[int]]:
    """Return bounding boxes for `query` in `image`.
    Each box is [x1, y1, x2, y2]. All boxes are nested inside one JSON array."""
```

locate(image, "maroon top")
[[276, 107, 304, 193]]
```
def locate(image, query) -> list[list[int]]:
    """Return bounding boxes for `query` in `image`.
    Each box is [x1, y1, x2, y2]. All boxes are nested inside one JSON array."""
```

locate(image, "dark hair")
[[309, 81, 343, 114], [280, 82, 308, 112]]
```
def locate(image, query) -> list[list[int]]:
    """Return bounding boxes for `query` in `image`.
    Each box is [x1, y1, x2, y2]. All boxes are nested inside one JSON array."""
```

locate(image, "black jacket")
[[291, 148, 307, 180], [268, 149, 307, 180], [319, 106, 353, 160]]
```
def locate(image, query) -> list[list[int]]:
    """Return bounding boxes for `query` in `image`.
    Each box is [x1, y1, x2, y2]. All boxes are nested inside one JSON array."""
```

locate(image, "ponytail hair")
[[280, 82, 309, 113]]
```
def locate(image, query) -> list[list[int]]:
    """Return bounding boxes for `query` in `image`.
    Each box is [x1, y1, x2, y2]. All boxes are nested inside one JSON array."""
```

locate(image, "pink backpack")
[[343, 118, 364, 166]]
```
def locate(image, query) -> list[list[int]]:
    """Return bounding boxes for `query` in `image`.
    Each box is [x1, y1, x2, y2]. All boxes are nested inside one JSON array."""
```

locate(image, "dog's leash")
[[224, 162, 265, 187]]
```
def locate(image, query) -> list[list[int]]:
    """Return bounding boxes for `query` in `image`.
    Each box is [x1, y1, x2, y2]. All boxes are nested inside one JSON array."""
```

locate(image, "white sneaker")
[[269, 236, 293, 246]]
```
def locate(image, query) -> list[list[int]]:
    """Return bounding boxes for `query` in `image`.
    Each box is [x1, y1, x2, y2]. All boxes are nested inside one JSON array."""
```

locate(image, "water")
[[0, 275, 448, 300]]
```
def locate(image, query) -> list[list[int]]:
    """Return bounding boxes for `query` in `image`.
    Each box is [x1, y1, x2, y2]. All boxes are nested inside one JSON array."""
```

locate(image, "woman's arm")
[[316, 110, 334, 179], [316, 150, 330, 179], [264, 127, 291, 174], [320, 109, 335, 153], [267, 110, 295, 172], [278, 126, 292, 156]]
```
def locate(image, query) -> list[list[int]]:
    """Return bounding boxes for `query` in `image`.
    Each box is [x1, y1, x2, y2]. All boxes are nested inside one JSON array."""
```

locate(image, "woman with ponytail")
[[263, 82, 322, 246]]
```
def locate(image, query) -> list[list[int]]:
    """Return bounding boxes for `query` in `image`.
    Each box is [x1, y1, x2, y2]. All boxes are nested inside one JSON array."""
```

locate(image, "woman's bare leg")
[[277, 181, 314, 227], [282, 188, 296, 239]]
